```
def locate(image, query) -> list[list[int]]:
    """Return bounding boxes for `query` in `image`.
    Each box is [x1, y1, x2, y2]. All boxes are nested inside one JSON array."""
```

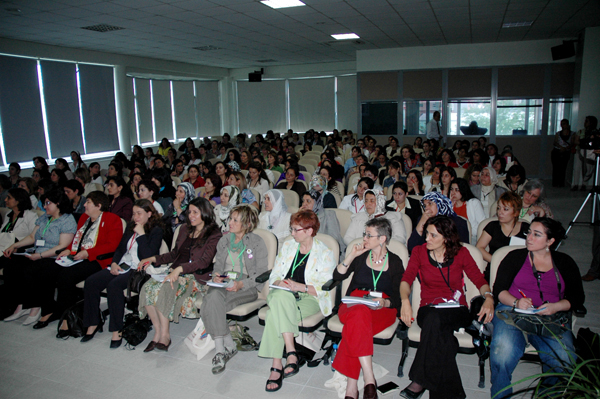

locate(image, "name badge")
[[226, 271, 239, 279], [35, 240, 45, 247], [369, 291, 383, 298]]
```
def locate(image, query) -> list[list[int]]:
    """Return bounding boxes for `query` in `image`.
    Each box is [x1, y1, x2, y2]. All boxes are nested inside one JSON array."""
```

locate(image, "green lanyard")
[[291, 245, 311, 279], [2, 216, 16, 233], [227, 245, 246, 279], [369, 250, 388, 291], [41, 217, 54, 238]]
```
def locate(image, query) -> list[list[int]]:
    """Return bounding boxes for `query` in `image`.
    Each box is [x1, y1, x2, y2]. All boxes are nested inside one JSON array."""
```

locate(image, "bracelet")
[[341, 262, 349, 268], [484, 291, 493, 299], [305, 284, 309, 293], [512, 298, 518, 311]]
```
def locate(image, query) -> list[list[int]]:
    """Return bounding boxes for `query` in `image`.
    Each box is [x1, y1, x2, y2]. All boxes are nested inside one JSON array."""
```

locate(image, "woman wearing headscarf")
[[300, 190, 345, 255], [258, 189, 292, 243], [308, 175, 336, 209], [470, 166, 507, 218], [407, 191, 470, 253], [343, 189, 406, 246], [162, 182, 195, 247], [214, 186, 242, 232]]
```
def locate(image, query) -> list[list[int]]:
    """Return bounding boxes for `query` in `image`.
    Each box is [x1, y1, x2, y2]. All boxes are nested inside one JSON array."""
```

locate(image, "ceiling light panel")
[[331, 33, 360, 40], [260, 0, 306, 9]]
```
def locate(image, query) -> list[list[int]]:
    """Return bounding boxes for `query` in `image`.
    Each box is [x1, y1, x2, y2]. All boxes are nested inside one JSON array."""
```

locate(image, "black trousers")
[[551, 148, 571, 187], [409, 305, 471, 399], [1, 256, 57, 311], [83, 268, 132, 332]]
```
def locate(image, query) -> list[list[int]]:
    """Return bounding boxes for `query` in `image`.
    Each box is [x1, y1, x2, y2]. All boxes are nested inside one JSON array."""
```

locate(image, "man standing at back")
[[426, 111, 443, 145]]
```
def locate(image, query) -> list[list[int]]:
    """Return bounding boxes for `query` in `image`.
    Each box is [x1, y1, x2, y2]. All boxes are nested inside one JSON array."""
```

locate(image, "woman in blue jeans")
[[490, 218, 585, 398]]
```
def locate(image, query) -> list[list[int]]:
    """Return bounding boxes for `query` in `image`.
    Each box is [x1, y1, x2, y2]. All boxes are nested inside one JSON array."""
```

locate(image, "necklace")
[[370, 250, 386, 264]]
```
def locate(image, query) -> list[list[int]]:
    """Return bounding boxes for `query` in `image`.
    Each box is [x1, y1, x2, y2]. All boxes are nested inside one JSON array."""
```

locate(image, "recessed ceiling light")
[[331, 33, 360, 40], [260, 0, 306, 9], [502, 21, 533, 28]]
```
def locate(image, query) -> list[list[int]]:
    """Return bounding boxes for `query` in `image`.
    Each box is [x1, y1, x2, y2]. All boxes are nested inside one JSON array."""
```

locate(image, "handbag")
[[121, 313, 152, 348], [57, 299, 85, 339], [496, 309, 571, 338], [229, 321, 259, 351], [184, 317, 215, 360], [127, 269, 150, 301]]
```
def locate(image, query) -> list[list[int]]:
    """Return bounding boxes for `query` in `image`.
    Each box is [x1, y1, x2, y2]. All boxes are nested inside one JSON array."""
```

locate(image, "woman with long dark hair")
[[106, 176, 134, 221]]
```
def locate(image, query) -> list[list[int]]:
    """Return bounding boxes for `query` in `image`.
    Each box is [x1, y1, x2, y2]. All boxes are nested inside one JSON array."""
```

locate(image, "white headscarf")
[[262, 189, 288, 228], [218, 186, 241, 222], [364, 188, 386, 219]]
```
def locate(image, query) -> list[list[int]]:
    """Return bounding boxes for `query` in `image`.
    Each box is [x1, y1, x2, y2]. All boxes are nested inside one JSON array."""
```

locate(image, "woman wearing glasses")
[[259, 210, 335, 392], [332, 218, 405, 399], [2, 188, 77, 324]]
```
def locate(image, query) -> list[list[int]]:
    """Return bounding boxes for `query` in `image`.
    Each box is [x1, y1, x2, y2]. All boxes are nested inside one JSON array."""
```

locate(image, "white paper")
[[152, 274, 168, 282], [514, 307, 544, 314], [269, 284, 291, 291], [509, 236, 526, 246], [55, 257, 84, 267], [341, 296, 380, 308], [207, 280, 234, 288], [433, 300, 461, 308]]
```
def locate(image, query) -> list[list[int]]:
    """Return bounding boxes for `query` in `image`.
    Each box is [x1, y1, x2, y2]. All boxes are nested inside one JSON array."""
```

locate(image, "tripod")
[[558, 153, 600, 250]]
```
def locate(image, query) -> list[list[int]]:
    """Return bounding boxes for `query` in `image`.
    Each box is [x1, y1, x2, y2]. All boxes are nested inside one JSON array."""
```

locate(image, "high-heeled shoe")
[[155, 339, 171, 352], [364, 383, 378, 399], [80, 324, 103, 343], [32, 313, 59, 330], [399, 386, 425, 399], [144, 341, 159, 353], [110, 339, 123, 349]]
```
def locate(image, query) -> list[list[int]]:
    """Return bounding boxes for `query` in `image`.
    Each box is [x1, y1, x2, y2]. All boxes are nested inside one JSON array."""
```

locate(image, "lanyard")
[[41, 217, 54, 238], [291, 245, 311, 279], [127, 233, 137, 253], [369, 250, 388, 291], [432, 251, 453, 294], [529, 253, 561, 304], [2, 214, 17, 233], [354, 201, 364, 213], [227, 244, 246, 278]]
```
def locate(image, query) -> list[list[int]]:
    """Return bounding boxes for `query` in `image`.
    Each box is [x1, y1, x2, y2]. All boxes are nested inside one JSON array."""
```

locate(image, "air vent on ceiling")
[[193, 45, 223, 51], [325, 39, 365, 46], [502, 21, 533, 28], [256, 59, 277, 63], [81, 24, 125, 33]]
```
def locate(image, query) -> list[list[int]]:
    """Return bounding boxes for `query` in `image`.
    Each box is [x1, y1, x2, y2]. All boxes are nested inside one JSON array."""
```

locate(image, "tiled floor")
[[0, 183, 597, 399]]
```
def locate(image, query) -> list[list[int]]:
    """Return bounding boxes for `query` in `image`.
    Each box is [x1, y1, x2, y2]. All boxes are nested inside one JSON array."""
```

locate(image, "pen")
[[518, 289, 527, 298]]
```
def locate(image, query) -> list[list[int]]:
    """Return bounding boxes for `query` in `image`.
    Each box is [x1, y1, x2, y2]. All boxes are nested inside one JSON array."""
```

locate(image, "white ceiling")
[[0, 0, 598, 69]]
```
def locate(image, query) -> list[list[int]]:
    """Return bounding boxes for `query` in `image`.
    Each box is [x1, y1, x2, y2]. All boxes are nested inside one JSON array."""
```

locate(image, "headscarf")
[[421, 191, 456, 216], [228, 161, 240, 172], [218, 186, 241, 222], [482, 166, 499, 187], [306, 190, 323, 213], [262, 189, 288, 229], [364, 188, 386, 219], [309, 175, 328, 196], [178, 182, 196, 207]]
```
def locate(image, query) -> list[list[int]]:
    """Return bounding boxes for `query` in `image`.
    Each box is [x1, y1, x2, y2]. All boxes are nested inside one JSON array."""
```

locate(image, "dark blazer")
[[108, 195, 133, 221], [493, 248, 585, 311], [385, 196, 423, 229], [155, 223, 222, 283], [113, 226, 164, 265], [276, 181, 306, 197], [333, 250, 405, 316], [407, 214, 470, 253]]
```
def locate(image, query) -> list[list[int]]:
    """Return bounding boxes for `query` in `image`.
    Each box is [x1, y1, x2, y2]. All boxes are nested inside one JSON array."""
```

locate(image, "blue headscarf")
[[421, 191, 456, 216]]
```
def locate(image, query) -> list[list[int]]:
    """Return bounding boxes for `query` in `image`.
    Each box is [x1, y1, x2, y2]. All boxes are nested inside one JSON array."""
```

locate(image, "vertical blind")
[[237, 80, 286, 134], [151, 80, 174, 141], [337, 76, 357, 131], [195, 81, 220, 137], [172, 81, 198, 139], [289, 77, 335, 132], [134, 78, 153, 144]]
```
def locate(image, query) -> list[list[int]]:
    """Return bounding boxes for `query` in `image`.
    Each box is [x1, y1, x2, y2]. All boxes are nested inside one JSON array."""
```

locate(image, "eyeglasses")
[[363, 233, 382, 239], [44, 201, 53, 206], [289, 227, 306, 234]]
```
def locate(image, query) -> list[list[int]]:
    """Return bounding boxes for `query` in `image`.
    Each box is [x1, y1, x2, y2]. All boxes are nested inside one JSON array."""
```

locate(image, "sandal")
[[265, 367, 283, 392], [283, 351, 299, 378]]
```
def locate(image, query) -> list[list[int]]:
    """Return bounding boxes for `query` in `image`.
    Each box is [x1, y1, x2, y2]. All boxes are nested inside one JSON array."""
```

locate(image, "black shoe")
[[80, 324, 103, 343], [400, 387, 426, 399], [56, 329, 70, 339], [110, 339, 122, 349], [32, 314, 59, 330]]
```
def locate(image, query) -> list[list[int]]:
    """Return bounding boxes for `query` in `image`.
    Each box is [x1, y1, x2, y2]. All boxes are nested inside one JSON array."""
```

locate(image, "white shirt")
[[339, 194, 365, 214], [426, 118, 443, 140]]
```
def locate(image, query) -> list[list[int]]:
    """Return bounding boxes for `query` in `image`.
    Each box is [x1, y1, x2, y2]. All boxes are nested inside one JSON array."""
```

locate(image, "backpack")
[[121, 313, 152, 349], [57, 299, 85, 339]]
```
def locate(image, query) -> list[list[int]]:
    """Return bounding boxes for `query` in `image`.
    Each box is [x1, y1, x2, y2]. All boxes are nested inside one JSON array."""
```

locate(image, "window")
[[403, 100, 442, 135], [447, 100, 491, 136], [496, 99, 543, 136], [548, 98, 573, 135]]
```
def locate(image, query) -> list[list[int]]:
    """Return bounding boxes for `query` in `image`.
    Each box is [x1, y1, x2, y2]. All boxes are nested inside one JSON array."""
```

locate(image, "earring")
[[546, 246, 550, 252]]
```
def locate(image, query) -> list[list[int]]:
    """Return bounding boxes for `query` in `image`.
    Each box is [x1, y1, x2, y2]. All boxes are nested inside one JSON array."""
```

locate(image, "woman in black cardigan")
[[490, 218, 585, 398], [385, 181, 423, 229], [82, 199, 163, 348], [332, 218, 405, 399]]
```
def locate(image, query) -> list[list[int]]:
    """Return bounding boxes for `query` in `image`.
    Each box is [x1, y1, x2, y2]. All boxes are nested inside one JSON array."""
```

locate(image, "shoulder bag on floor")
[[57, 299, 85, 339]]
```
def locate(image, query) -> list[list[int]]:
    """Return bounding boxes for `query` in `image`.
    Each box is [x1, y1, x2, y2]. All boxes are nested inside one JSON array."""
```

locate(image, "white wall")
[[357, 39, 569, 72]]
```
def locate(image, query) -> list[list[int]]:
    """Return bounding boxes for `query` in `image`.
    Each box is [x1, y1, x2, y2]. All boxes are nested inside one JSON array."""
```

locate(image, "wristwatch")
[[512, 299, 518, 311], [305, 285, 309, 293]]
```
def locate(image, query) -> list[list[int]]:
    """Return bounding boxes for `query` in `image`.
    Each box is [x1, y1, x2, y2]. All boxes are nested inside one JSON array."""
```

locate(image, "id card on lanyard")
[[36, 217, 54, 248]]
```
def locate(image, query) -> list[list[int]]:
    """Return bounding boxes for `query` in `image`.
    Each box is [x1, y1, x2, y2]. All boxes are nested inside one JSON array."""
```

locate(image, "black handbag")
[[57, 299, 85, 339], [121, 313, 152, 348], [496, 309, 571, 338], [127, 269, 150, 301]]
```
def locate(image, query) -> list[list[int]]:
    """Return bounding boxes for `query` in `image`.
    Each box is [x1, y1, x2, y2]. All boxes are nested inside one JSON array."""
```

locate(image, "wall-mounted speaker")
[[249, 72, 262, 82], [551, 42, 575, 61]]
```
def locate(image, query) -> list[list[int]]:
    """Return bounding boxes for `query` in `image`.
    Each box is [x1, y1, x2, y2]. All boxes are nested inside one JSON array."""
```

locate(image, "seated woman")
[[70, 151, 86, 172], [477, 191, 529, 265], [275, 166, 306, 198], [470, 167, 507, 217], [464, 164, 483, 187], [200, 173, 222, 207], [519, 179, 553, 223], [201, 205, 268, 374], [450, 178, 486, 244], [339, 177, 374, 214], [333, 218, 405, 399], [400, 216, 494, 399], [437, 149, 459, 168], [137, 180, 164, 216], [228, 171, 259, 209], [435, 167, 457, 198], [407, 192, 470, 252], [308, 175, 336, 208], [492, 156, 507, 177], [383, 161, 403, 197], [88, 162, 105, 185], [138, 198, 222, 352], [258, 189, 292, 243], [267, 151, 284, 173], [400, 145, 421, 175], [214, 161, 231, 187], [152, 168, 176, 211], [385, 181, 423, 229], [82, 199, 163, 348], [163, 182, 196, 243], [300, 190, 345, 255], [63, 180, 86, 216], [247, 161, 271, 197], [2, 189, 77, 326], [106, 176, 134, 221], [183, 164, 205, 189], [214, 186, 242, 232], [423, 165, 443, 193], [499, 164, 527, 193], [55, 158, 74, 180], [490, 218, 584, 399], [0, 188, 37, 254], [344, 189, 406, 245], [17, 177, 38, 209], [406, 170, 425, 196], [260, 210, 335, 392], [319, 166, 341, 198], [73, 169, 94, 199]]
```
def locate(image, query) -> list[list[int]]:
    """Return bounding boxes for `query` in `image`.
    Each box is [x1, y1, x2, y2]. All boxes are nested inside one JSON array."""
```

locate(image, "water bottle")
[[330, 343, 338, 371]]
